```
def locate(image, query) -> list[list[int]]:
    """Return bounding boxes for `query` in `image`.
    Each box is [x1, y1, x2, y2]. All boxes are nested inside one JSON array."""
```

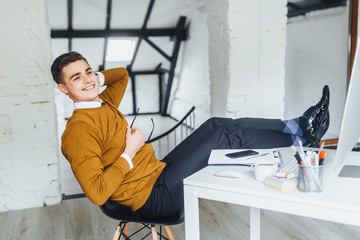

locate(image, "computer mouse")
[[213, 170, 243, 178]]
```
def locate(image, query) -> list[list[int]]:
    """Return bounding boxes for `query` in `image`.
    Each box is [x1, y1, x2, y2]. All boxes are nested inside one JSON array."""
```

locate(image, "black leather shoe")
[[304, 111, 330, 147], [302, 85, 330, 146]]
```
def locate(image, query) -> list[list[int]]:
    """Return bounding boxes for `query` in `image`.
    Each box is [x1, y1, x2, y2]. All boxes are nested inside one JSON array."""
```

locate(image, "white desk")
[[183, 147, 360, 240]]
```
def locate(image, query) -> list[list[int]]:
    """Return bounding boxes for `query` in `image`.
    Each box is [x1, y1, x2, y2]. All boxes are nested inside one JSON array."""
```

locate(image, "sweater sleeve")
[[99, 67, 129, 107], [61, 120, 131, 206]]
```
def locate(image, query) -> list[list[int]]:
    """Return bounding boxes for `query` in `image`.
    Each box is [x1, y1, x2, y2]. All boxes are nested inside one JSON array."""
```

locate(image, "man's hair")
[[51, 51, 89, 84]]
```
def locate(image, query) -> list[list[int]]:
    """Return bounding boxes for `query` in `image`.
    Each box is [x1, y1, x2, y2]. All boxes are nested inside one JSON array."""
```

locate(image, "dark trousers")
[[137, 117, 292, 219]]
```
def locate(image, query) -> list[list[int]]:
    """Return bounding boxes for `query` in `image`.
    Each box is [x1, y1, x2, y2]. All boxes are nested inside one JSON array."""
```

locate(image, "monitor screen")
[[334, 37, 360, 176]]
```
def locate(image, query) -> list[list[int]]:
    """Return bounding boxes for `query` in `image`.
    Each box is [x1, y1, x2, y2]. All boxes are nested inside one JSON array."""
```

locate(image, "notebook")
[[207, 149, 281, 166]]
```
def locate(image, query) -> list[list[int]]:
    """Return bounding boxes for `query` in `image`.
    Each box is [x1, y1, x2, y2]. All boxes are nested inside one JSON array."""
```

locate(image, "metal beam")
[[128, 0, 156, 73], [158, 73, 163, 113], [142, 0, 155, 29], [127, 0, 157, 114], [67, 0, 73, 51], [51, 28, 177, 38], [131, 70, 165, 75], [144, 37, 172, 61], [155, 64, 170, 73], [55, 0, 188, 119], [288, 0, 347, 18], [130, 74, 137, 114], [100, 0, 113, 71], [161, 16, 187, 115], [105, 0, 112, 29]]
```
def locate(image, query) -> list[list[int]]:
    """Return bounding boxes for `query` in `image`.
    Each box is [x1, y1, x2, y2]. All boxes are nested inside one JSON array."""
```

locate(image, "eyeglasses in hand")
[[130, 108, 155, 142]]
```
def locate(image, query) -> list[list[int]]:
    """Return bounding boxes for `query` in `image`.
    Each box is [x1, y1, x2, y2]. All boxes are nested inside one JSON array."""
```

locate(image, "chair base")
[[113, 221, 175, 240]]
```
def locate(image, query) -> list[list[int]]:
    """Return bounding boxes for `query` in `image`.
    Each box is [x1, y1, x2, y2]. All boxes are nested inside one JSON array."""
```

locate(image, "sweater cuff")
[[121, 153, 133, 169]]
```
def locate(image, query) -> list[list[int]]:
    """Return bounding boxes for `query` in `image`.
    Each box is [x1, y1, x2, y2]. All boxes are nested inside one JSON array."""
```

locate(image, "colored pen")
[[293, 152, 313, 182], [294, 152, 304, 165], [319, 150, 326, 165], [293, 145, 322, 191], [291, 146, 305, 166], [319, 141, 325, 155]]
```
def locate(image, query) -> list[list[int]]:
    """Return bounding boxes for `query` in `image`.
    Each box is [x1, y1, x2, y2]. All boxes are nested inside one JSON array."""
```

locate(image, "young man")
[[52, 51, 330, 219]]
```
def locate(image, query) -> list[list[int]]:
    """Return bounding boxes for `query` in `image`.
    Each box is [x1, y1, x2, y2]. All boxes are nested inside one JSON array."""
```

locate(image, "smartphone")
[[225, 150, 259, 159]]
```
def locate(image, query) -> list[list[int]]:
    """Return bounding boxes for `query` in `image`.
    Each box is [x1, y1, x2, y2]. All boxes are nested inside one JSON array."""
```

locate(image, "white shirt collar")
[[73, 72, 106, 110], [74, 100, 104, 109]]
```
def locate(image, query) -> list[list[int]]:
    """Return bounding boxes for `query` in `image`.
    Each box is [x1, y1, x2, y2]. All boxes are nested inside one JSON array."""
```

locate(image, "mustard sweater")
[[61, 67, 165, 211]]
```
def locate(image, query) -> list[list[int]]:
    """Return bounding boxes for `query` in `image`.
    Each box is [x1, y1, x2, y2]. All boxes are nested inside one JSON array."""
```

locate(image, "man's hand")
[[123, 126, 144, 159]]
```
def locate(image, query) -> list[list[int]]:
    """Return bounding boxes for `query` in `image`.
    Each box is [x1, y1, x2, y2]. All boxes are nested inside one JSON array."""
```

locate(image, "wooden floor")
[[1, 197, 360, 240]]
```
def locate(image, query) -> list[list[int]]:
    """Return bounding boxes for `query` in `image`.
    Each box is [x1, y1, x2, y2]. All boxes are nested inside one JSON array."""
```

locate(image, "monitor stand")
[[338, 165, 360, 178]]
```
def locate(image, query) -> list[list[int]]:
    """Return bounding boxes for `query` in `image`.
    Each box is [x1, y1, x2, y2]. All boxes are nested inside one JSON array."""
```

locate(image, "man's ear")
[[58, 84, 68, 95]]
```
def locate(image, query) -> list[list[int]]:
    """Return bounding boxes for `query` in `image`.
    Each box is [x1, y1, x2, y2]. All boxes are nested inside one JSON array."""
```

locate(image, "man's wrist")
[[120, 153, 133, 169]]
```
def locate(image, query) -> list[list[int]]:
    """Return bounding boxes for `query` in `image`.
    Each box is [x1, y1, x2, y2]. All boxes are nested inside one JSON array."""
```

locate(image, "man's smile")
[[83, 84, 95, 91]]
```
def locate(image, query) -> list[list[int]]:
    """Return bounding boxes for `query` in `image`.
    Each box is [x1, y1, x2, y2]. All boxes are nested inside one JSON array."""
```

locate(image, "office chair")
[[100, 199, 184, 240]]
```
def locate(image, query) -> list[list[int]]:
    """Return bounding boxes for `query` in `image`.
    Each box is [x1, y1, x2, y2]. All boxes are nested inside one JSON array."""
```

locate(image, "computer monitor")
[[334, 37, 360, 177]]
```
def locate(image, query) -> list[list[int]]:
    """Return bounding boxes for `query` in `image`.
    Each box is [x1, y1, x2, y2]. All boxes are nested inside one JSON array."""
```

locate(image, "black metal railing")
[[146, 106, 195, 159]]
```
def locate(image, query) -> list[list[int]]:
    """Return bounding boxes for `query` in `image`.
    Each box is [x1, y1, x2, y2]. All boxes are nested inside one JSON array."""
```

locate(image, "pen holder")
[[298, 165, 323, 192]]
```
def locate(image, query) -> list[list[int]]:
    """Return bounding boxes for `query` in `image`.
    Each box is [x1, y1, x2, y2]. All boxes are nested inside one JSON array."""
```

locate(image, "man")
[[52, 51, 330, 219]]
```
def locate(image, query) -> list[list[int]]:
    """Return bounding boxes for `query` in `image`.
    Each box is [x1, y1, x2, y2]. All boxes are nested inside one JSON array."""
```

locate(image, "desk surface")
[[184, 147, 360, 226]]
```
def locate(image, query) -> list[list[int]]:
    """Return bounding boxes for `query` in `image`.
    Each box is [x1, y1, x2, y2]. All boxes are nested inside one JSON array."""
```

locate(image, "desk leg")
[[184, 185, 200, 240], [250, 207, 260, 240]]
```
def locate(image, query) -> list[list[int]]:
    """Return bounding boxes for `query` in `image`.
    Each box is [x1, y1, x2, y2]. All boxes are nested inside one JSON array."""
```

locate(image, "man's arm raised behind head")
[[98, 67, 129, 108]]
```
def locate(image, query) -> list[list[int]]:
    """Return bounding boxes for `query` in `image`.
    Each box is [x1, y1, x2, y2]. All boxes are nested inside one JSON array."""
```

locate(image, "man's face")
[[58, 60, 100, 102]]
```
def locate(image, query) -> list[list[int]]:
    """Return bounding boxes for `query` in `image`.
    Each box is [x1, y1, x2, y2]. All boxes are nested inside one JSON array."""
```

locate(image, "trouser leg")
[[162, 117, 285, 161], [226, 117, 285, 131], [194, 117, 285, 132], [139, 117, 292, 218]]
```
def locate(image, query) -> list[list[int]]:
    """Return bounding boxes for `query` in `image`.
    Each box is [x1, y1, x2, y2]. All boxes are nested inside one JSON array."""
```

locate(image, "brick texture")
[[0, 0, 61, 212]]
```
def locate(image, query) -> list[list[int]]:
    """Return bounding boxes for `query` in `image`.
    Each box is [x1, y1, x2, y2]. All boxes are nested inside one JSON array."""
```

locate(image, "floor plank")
[[1, 197, 360, 240], [63, 198, 94, 239], [35, 203, 65, 240]]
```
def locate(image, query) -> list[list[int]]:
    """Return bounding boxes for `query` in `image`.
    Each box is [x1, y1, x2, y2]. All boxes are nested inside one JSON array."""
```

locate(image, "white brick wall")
[[225, 0, 287, 119], [0, 0, 61, 212], [207, 0, 230, 118], [171, 0, 287, 124], [172, 1, 347, 137]]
